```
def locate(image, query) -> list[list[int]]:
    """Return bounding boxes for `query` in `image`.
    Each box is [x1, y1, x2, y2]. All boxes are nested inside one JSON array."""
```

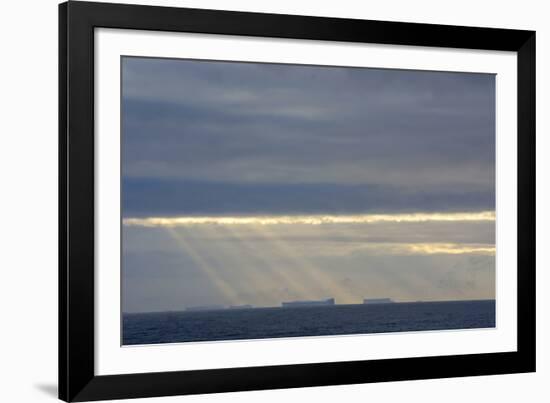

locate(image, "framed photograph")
[[59, 1, 536, 401]]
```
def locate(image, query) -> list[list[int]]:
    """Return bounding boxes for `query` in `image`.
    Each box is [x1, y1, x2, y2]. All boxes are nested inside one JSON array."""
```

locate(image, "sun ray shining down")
[[222, 225, 313, 301], [250, 224, 360, 304], [166, 227, 242, 305], [196, 225, 285, 304]]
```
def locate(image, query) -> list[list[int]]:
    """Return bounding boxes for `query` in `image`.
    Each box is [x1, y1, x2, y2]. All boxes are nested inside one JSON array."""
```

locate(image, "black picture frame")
[[59, 1, 536, 401]]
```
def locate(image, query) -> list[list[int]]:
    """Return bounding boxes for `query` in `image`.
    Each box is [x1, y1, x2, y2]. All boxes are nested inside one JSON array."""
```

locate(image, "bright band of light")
[[123, 211, 495, 227], [394, 243, 495, 255]]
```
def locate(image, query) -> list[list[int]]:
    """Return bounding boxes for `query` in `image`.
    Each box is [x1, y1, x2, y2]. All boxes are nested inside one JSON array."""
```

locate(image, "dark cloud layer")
[[122, 56, 495, 216], [123, 179, 494, 217]]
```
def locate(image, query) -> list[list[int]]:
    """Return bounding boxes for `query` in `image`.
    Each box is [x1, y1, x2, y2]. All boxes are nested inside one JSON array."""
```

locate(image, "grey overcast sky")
[[121, 56, 496, 313]]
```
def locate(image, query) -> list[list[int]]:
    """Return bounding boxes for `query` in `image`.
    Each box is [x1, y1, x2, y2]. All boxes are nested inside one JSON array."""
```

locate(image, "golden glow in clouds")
[[123, 211, 495, 227]]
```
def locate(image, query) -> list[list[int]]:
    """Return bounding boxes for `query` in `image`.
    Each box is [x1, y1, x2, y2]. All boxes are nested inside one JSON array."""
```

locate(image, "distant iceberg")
[[282, 298, 335, 307]]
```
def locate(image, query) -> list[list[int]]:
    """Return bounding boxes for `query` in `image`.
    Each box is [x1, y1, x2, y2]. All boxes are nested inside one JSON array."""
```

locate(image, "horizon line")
[[123, 298, 497, 315]]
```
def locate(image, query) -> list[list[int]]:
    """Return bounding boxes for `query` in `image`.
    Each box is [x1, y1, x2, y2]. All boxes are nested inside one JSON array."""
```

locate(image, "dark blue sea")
[[122, 300, 495, 345]]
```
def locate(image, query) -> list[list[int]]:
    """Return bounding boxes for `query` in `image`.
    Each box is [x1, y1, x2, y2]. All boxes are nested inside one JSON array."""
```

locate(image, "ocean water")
[[122, 300, 495, 345]]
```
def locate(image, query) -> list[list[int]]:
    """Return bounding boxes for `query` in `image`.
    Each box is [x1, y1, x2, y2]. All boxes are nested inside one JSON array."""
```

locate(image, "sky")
[[121, 56, 496, 313]]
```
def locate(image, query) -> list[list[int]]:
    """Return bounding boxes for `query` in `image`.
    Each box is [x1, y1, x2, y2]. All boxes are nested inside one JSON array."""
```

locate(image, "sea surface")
[[122, 300, 495, 345]]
